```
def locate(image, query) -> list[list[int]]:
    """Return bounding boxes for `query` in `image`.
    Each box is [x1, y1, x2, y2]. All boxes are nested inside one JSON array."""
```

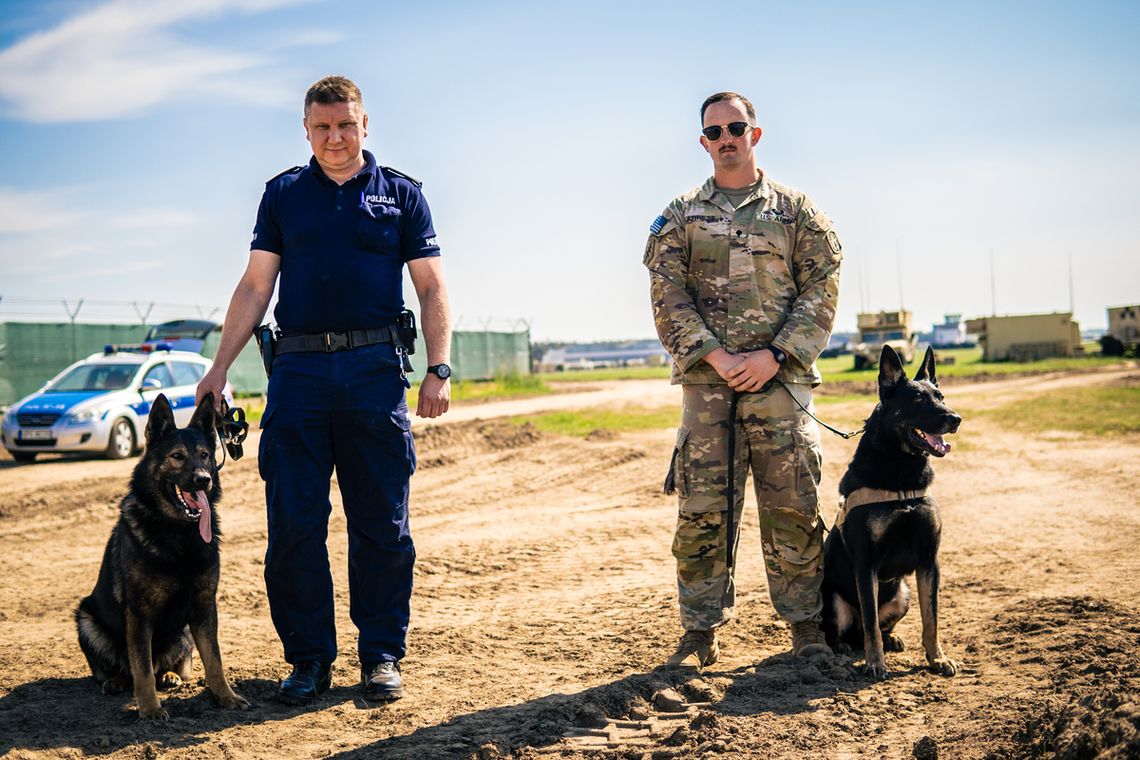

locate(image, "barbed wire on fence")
[[0, 296, 223, 325], [1, 297, 534, 334]]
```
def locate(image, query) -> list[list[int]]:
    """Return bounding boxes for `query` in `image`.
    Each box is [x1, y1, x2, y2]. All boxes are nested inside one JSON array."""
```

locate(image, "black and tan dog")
[[821, 345, 960, 679], [75, 393, 248, 719]]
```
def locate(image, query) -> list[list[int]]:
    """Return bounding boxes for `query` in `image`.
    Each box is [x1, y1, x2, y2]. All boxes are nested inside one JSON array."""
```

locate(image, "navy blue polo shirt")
[[250, 149, 440, 334]]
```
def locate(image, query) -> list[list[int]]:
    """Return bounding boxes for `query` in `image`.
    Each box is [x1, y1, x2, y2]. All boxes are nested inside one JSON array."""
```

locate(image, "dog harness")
[[834, 487, 929, 528]]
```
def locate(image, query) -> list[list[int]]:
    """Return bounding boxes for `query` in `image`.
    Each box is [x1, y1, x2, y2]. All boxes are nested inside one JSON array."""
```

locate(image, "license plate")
[[19, 429, 52, 441]]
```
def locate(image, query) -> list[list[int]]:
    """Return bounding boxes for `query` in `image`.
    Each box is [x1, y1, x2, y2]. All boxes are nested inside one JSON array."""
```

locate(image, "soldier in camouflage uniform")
[[645, 92, 842, 669]]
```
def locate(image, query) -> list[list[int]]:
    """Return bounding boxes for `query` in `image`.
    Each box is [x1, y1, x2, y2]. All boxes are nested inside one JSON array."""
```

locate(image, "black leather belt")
[[275, 326, 397, 355]]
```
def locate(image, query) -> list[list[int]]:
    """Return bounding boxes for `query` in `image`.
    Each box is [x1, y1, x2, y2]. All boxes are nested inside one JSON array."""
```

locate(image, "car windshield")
[[50, 363, 138, 392]]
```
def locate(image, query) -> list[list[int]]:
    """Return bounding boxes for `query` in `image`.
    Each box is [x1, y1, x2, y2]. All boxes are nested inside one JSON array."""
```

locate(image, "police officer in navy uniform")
[[197, 75, 452, 704]]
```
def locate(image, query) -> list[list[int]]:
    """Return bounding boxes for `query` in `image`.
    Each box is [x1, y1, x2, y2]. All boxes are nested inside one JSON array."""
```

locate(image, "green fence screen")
[[1, 323, 529, 405]]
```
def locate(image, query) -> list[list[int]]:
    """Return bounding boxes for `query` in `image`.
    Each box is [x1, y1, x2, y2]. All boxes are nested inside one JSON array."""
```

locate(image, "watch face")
[[433, 364, 451, 379]]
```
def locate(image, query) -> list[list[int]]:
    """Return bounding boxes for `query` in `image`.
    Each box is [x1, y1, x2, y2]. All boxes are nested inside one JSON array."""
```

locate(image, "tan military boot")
[[664, 630, 719, 670], [791, 619, 833, 657]]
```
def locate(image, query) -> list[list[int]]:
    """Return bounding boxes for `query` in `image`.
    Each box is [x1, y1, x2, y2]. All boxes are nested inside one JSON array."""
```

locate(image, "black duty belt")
[[275, 326, 398, 355]]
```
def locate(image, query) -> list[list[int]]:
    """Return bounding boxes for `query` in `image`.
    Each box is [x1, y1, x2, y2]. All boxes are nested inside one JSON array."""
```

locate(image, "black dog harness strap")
[[275, 326, 399, 355], [834, 487, 929, 528]]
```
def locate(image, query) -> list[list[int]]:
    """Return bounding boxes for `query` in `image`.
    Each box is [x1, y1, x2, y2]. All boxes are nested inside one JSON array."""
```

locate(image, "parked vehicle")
[[852, 311, 918, 370], [1, 346, 230, 463], [142, 319, 218, 354]]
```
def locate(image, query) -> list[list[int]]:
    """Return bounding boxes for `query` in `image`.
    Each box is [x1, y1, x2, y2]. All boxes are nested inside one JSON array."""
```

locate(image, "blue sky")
[[1, 0, 1137, 340]]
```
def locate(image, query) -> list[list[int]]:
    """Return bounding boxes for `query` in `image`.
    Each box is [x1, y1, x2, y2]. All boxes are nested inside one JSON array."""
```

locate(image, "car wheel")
[[12, 451, 37, 464], [105, 417, 136, 460]]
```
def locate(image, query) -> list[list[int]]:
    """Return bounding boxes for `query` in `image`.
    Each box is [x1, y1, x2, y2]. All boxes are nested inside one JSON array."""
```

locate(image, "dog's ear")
[[190, 393, 217, 441], [914, 345, 937, 386], [146, 393, 176, 445], [878, 345, 906, 398]]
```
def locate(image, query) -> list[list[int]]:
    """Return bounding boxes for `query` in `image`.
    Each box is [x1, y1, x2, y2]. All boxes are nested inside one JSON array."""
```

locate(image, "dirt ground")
[[1, 369, 1138, 759]]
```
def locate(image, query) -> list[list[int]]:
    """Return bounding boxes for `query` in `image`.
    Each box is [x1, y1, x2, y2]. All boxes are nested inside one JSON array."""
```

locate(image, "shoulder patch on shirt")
[[650, 215, 668, 234], [381, 165, 423, 187], [266, 165, 303, 184]]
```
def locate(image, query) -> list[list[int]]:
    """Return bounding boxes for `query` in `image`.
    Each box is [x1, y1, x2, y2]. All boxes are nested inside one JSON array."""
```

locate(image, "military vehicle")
[[852, 310, 917, 370]]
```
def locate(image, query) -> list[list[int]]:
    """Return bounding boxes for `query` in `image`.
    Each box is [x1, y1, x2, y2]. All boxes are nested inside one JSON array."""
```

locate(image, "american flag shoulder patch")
[[650, 215, 667, 234]]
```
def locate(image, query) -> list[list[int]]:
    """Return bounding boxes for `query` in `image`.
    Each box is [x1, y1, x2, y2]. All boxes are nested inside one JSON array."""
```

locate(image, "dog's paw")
[[138, 704, 170, 721], [157, 671, 183, 690], [863, 656, 888, 680], [928, 656, 958, 677], [218, 691, 251, 710], [883, 633, 905, 652], [834, 642, 853, 656], [101, 676, 130, 695]]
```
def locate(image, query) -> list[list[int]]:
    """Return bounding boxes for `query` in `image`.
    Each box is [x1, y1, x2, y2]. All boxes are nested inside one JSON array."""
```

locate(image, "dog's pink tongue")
[[923, 431, 951, 454], [188, 490, 212, 543]]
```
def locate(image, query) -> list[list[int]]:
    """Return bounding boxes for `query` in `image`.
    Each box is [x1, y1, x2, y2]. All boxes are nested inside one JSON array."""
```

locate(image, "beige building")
[[964, 312, 1081, 362], [1107, 304, 1139, 342]]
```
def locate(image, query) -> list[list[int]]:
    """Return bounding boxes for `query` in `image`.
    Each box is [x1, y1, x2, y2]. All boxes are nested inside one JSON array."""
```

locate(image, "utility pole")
[[990, 249, 997, 316], [896, 240, 905, 311], [1068, 250, 1075, 316]]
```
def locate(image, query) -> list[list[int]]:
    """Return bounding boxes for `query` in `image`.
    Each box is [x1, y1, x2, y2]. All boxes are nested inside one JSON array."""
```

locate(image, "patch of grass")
[[978, 385, 1140, 436], [232, 394, 266, 423], [817, 347, 1131, 383], [814, 392, 872, 405], [510, 406, 679, 437], [408, 372, 550, 407], [539, 366, 672, 382], [537, 348, 1134, 386]]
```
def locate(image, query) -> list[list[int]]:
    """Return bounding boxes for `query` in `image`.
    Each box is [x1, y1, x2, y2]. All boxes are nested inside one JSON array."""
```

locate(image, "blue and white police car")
[[1, 345, 230, 463]]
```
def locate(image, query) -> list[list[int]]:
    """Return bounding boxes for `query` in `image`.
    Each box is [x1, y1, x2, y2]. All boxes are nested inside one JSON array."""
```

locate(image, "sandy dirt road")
[[1, 369, 1137, 759]]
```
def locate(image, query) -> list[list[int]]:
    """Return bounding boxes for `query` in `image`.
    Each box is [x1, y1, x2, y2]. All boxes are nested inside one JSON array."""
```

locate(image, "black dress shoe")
[[361, 661, 403, 701], [277, 660, 332, 705]]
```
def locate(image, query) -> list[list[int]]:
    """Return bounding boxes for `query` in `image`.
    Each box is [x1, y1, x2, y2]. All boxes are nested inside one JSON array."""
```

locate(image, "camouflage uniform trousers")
[[670, 382, 825, 630]]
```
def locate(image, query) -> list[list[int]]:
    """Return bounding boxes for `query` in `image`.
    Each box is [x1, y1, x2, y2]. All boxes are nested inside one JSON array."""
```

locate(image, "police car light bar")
[[103, 342, 175, 355]]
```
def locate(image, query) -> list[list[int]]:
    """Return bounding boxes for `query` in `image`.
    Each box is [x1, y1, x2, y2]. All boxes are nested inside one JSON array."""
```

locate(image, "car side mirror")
[[141, 378, 162, 391]]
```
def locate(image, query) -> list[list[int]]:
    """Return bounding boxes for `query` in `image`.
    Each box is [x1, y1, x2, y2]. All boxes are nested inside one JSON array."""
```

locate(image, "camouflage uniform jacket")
[[644, 174, 843, 386]]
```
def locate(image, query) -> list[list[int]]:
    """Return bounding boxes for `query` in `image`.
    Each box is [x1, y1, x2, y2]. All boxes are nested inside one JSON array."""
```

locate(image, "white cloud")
[[0, 187, 200, 234], [37, 258, 162, 282], [109, 210, 198, 230], [0, 0, 311, 123], [0, 188, 91, 233]]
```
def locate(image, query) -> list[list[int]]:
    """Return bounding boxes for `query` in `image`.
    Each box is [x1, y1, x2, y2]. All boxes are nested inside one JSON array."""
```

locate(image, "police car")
[[1, 345, 230, 463]]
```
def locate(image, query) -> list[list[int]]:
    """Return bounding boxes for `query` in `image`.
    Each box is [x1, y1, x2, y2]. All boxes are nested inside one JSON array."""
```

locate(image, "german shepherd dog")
[[75, 393, 248, 719], [821, 345, 960, 679]]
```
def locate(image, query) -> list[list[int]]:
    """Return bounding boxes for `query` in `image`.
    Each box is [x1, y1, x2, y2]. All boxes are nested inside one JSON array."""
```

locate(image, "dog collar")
[[834, 487, 930, 527]]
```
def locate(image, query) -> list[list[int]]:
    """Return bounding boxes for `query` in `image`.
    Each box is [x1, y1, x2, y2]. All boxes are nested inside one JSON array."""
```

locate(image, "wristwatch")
[[426, 363, 452, 380], [767, 345, 788, 364]]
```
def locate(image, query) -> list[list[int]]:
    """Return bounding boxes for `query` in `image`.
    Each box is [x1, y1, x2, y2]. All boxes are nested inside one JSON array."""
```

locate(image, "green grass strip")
[[978, 385, 1140, 436], [408, 373, 551, 407], [510, 406, 679, 437]]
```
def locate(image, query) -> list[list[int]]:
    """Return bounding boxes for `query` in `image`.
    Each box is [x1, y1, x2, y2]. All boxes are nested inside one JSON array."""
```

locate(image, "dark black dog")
[[75, 393, 248, 719], [821, 345, 960, 678]]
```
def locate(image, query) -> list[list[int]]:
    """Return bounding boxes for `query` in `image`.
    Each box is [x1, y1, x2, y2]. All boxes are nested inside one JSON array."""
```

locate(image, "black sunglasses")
[[701, 122, 751, 141]]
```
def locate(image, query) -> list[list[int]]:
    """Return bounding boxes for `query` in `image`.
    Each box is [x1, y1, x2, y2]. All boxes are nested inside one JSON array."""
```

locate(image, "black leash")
[[725, 390, 740, 570], [723, 379, 862, 568], [774, 379, 865, 440], [214, 401, 249, 470]]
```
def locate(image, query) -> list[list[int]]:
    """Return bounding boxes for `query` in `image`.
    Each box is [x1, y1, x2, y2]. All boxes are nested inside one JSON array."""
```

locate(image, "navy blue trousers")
[[258, 342, 415, 665]]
